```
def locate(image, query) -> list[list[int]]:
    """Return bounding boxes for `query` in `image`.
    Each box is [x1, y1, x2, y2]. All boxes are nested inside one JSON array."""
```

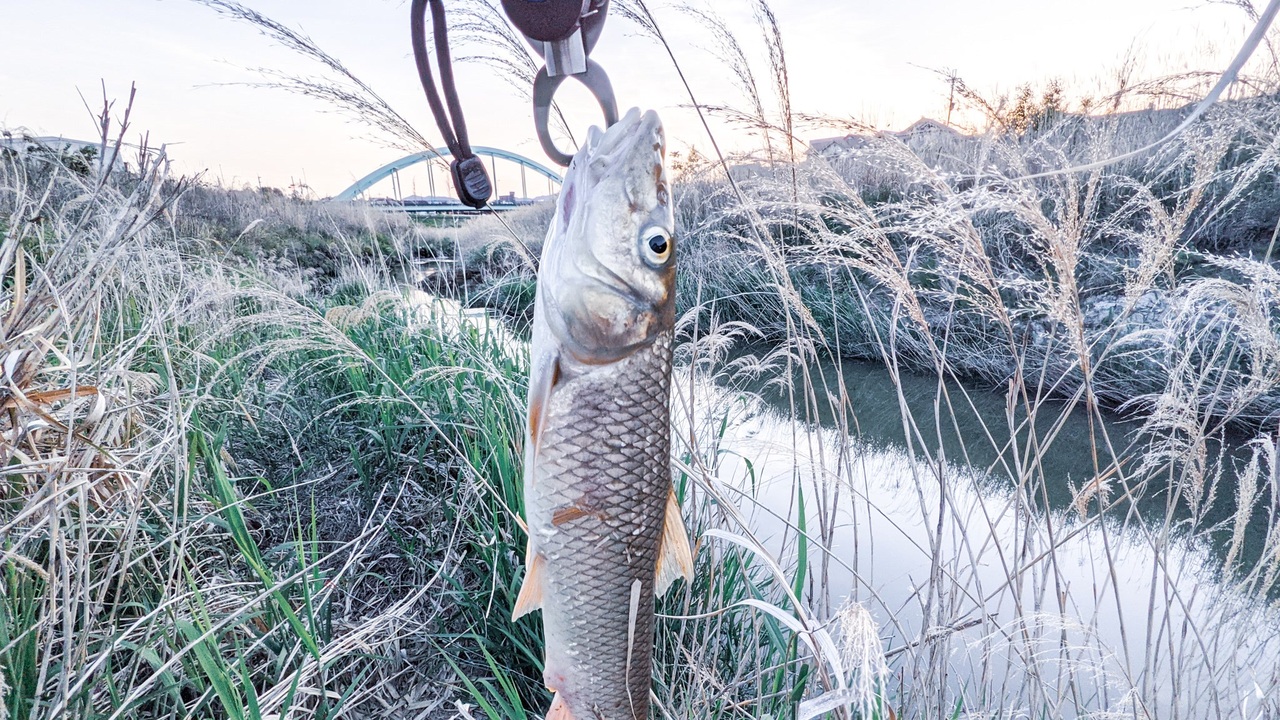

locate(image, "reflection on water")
[[748, 356, 1275, 581], [690, 356, 1280, 718], [438, 290, 1278, 717]]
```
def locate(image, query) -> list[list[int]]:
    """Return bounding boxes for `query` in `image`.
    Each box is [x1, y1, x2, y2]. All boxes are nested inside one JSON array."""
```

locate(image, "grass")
[[6, 0, 1280, 717], [0, 116, 873, 717], [417, 1, 1280, 716], [0, 125, 535, 716]]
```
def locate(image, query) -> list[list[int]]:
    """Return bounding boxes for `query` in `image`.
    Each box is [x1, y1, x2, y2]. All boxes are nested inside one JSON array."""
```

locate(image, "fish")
[[512, 107, 694, 720]]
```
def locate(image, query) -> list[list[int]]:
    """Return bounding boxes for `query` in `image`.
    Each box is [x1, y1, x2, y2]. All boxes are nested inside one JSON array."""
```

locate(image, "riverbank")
[[0, 138, 823, 718], [7, 112, 1280, 718], [0, 140, 537, 717], [432, 95, 1280, 438]]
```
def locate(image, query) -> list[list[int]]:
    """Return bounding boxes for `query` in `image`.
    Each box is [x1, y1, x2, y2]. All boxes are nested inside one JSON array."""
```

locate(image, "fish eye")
[[640, 227, 673, 268]]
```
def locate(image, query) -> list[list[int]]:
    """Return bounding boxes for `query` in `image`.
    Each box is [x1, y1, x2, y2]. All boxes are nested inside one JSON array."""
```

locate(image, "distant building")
[[897, 117, 959, 139], [728, 162, 768, 180], [809, 134, 870, 155], [401, 194, 460, 205], [0, 134, 99, 154], [810, 117, 964, 158]]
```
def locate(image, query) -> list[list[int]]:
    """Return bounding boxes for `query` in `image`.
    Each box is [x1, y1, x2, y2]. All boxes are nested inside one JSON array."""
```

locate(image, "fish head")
[[539, 108, 675, 364]]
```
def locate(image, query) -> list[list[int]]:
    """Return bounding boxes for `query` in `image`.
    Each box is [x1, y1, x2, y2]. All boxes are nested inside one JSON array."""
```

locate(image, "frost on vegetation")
[[653, 92, 1280, 434], [13, 9, 1280, 712], [0, 128, 537, 717], [639, 81, 1280, 716], [813, 600, 889, 719]]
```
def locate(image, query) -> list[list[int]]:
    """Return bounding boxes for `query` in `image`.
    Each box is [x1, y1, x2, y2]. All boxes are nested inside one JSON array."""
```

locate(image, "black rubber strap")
[[411, 0, 491, 208], [500, 0, 585, 43]]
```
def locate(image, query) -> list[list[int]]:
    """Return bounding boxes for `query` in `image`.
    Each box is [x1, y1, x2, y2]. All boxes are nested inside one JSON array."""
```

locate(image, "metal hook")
[[533, 59, 619, 167]]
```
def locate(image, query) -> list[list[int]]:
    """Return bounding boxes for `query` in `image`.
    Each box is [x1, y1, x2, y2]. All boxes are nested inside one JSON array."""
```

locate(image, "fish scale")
[[531, 333, 672, 718], [515, 108, 689, 720]]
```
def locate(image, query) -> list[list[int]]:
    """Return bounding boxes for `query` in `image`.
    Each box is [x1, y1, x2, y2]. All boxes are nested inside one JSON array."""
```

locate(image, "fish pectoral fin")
[[655, 488, 695, 596], [552, 498, 604, 526], [544, 692, 576, 720], [512, 551, 545, 620], [526, 351, 562, 477]]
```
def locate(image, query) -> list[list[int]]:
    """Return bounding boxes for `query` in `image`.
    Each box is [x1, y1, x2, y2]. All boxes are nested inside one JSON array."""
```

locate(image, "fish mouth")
[[558, 108, 665, 224], [540, 108, 671, 363], [580, 108, 663, 172]]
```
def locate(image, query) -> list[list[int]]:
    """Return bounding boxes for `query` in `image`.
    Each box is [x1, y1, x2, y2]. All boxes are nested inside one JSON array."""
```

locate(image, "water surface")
[[692, 355, 1280, 718]]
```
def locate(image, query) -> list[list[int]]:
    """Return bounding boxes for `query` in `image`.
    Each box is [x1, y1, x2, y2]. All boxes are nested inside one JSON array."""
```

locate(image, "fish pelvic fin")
[[655, 488, 695, 596], [544, 692, 576, 720], [512, 550, 545, 620]]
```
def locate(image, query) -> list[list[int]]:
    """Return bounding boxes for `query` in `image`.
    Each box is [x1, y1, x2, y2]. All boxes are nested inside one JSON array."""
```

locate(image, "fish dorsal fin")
[[512, 549, 545, 620], [655, 488, 695, 596], [545, 692, 576, 719]]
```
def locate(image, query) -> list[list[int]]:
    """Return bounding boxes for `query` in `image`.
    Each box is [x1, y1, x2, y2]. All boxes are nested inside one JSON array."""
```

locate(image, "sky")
[[0, 0, 1264, 197]]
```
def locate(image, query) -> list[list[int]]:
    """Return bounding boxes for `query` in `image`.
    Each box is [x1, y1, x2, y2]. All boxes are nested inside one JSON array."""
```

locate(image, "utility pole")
[[945, 68, 959, 127]]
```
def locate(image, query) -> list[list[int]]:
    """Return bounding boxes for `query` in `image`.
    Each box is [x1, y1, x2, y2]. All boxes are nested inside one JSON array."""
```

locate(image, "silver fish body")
[[513, 108, 692, 720]]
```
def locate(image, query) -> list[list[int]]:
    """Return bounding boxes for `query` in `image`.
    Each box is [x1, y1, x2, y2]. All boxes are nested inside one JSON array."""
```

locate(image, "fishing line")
[[1017, 0, 1280, 180], [628, 2, 754, 223], [409, 1, 540, 270], [486, 206, 540, 270]]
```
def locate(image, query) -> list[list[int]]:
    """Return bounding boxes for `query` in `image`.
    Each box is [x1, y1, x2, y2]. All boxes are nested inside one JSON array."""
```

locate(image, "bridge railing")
[[332, 146, 563, 203]]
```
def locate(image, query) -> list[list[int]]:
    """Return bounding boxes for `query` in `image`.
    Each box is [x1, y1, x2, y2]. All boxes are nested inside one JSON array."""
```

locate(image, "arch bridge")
[[333, 146, 563, 213]]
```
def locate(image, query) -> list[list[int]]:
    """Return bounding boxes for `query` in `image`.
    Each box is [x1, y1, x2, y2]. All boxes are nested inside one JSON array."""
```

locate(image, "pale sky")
[[0, 1, 1261, 197]]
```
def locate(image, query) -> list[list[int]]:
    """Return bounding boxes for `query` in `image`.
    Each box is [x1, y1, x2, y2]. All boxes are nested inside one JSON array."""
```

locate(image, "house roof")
[[810, 118, 961, 156]]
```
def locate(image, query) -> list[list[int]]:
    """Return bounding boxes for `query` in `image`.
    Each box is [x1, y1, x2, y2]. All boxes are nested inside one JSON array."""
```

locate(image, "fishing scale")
[[410, 0, 620, 209]]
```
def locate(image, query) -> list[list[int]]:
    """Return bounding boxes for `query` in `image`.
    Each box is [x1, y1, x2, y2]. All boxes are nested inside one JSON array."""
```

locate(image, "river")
[[420, 291, 1279, 718], [684, 353, 1280, 718]]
